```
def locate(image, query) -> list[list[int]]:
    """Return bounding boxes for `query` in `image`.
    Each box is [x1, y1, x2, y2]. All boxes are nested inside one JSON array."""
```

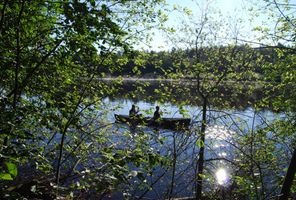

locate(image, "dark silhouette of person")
[[153, 106, 161, 120], [129, 104, 139, 117], [129, 104, 141, 129], [151, 106, 161, 130]]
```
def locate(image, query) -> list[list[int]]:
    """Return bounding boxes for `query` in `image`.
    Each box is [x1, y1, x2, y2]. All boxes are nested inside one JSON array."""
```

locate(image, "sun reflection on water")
[[206, 125, 234, 140], [216, 168, 229, 185]]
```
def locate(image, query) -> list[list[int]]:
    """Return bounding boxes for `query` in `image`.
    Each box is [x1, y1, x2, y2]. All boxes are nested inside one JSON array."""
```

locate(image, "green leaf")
[[196, 139, 204, 148], [5, 162, 17, 177], [0, 173, 13, 180]]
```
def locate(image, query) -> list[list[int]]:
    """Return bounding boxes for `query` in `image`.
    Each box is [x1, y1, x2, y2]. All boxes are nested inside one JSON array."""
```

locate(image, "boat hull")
[[114, 114, 190, 130]]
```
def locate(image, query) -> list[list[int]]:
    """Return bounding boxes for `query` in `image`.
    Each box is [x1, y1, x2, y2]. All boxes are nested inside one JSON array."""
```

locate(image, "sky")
[[139, 0, 274, 51]]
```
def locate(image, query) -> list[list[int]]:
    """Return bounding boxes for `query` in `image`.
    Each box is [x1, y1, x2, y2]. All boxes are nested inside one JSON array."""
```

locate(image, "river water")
[[95, 80, 283, 199]]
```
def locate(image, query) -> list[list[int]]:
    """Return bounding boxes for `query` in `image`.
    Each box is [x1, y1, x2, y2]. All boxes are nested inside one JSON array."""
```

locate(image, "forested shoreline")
[[98, 46, 277, 80]]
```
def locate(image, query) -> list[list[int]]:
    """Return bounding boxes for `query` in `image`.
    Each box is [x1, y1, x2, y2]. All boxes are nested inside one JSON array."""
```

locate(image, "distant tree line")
[[97, 45, 278, 80]]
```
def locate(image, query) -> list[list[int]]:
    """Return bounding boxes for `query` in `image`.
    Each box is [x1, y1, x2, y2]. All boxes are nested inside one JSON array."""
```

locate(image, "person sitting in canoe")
[[153, 106, 161, 120], [129, 104, 139, 118]]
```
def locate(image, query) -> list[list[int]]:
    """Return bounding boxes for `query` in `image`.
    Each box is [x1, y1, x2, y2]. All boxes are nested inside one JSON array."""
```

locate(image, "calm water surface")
[[99, 85, 281, 199]]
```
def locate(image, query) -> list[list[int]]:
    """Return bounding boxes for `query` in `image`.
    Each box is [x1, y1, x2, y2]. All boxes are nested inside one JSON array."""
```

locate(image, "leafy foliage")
[[0, 0, 168, 198]]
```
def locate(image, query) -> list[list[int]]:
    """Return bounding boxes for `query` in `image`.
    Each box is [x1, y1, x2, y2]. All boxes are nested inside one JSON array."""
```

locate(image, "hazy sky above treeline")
[[138, 0, 283, 51]]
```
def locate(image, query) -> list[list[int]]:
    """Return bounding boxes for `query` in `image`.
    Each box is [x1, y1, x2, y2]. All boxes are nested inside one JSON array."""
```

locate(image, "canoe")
[[114, 114, 190, 130]]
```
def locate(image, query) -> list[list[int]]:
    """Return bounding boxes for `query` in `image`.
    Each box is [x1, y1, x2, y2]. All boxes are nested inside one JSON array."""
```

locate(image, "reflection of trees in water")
[[106, 80, 269, 110]]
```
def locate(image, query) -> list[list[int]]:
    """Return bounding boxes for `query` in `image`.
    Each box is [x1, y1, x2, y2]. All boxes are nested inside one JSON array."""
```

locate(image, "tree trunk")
[[279, 148, 296, 200], [13, 0, 25, 109], [196, 97, 207, 200], [168, 132, 177, 199]]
